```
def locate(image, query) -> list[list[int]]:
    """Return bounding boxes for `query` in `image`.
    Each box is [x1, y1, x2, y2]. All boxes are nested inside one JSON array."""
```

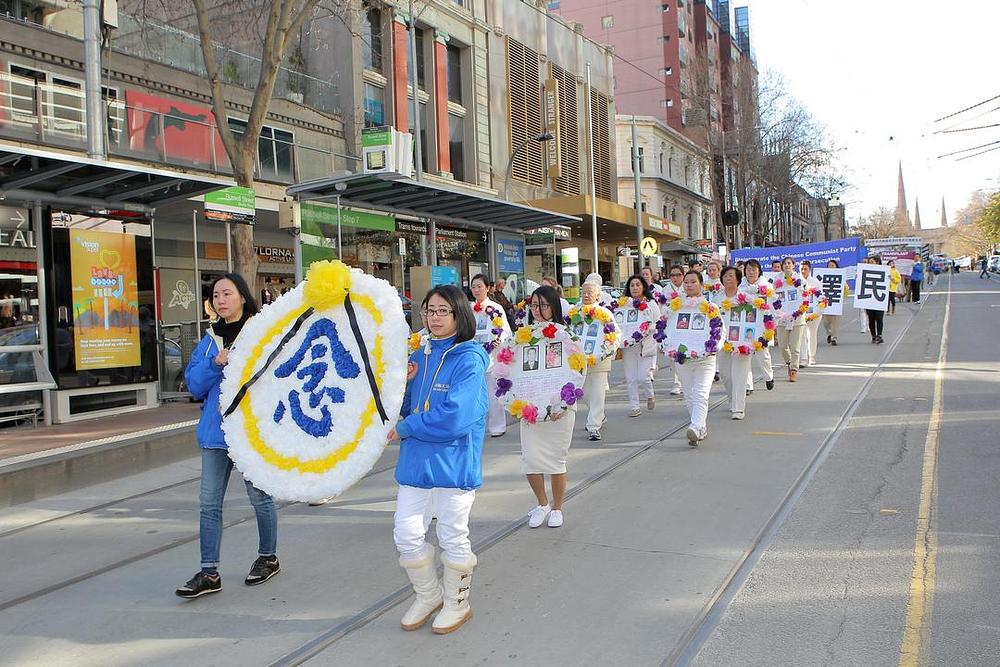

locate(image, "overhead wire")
[[955, 144, 1000, 162], [932, 93, 1000, 123], [937, 139, 1000, 159]]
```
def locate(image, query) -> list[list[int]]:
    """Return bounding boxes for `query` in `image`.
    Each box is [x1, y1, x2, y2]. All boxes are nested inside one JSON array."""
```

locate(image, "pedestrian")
[[740, 259, 775, 392], [390, 284, 488, 634], [578, 278, 615, 440], [641, 265, 663, 296], [980, 257, 990, 279], [823, 259, 843, 346], [674, 270, 718, 445], [621, 274, 660, 417], [864, 258, 886, 344], [774, 256, 806, 382], [717, 266, 752, 419], [690, 259, 704, 275], [491, 277, 515, 323], [665, 264, 686, 396], [470, 274, 512, 438], [799, 260, 824, 367], [522, 286, 575, 529], [175, 273, 279, 599], [541, 276, 571, 317], [887, 260, 901, 315], [910, 260, 924, 303]]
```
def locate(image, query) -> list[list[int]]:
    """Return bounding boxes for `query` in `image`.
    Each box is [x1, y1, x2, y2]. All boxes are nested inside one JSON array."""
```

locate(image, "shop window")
[[449, 113, 464, 181], [363, 82, 385, 128]]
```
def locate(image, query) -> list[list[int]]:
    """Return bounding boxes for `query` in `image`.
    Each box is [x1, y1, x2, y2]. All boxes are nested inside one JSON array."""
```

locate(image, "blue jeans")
[[199, 448, 277, 570]]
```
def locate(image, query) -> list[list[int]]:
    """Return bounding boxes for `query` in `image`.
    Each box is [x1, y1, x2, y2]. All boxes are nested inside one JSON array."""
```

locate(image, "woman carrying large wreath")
[[772, 256, 807, 382], [618, 274, 661, 418], [470, 274, 513, 438], [740, 259, 776, 393], [175, 273, 279, 600], [798, 260, 826, 368], [571, 276, 622, 441], [388, 284, 488, 635]]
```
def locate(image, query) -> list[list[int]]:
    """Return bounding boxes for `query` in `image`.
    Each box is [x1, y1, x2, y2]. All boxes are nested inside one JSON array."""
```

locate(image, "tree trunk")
[[230, 142, 260, 289]]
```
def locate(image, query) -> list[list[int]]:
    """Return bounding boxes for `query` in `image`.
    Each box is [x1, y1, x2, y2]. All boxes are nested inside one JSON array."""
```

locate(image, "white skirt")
[[519, 407, 577, 474]]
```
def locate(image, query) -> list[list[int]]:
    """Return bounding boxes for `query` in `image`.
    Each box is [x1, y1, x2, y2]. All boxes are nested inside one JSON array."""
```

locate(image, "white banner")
[[813, 268, 847, 316], [853, 264, 891, 312]]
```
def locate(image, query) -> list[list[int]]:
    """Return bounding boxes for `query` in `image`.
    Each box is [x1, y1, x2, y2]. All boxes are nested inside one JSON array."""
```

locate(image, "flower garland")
[[494, 320, 587, 424], [471, 301, 508, 354], [717, 290, 776, 355], [771, 273, 810, 325], [566, 303, 621, 364], [802, 286, 829, 322], [703, 280, 724, 300], [661, 296, 724, 364], [607, 295, 658, 349]]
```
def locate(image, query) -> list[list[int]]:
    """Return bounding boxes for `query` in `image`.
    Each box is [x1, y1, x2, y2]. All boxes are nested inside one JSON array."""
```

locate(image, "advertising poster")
[[70, 229, 140, 370]]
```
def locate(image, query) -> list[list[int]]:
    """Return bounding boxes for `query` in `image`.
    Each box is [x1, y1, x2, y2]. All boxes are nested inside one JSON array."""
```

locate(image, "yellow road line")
[[898, 276, 951, 667]]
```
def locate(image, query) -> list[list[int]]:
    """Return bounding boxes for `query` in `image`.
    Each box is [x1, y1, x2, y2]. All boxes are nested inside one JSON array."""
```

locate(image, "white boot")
[[432, 553, 477, 635], [399, 545, 443, 631]]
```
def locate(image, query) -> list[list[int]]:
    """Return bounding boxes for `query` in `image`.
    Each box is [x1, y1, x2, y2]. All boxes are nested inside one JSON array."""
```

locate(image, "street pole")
[[585, 64, 599, 271], [335, 194, 343, 260], [632, 115, 643, 274], [191, 209, 200, 316], [408, 0, 422, 181], [83, 0, 105, 159]]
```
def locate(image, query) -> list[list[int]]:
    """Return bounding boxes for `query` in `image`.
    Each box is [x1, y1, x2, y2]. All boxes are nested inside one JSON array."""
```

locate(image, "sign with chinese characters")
[[813, 268, 846, 316], [853, 264, 890, 312], [205, 186, 256, 226], [70, 229, 140, 370]]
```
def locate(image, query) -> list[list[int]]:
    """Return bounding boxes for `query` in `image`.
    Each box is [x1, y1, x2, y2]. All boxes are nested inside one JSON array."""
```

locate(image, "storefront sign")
[[300, 203, 396, 233], [497, 239, 525, 273], [0, 206, 33, 248], [70, 229, 140, 370], [205, 186, 256, 225], [525, 225, 571, 246], [256, 245, 294, 264], [543, 77, 562, 182]]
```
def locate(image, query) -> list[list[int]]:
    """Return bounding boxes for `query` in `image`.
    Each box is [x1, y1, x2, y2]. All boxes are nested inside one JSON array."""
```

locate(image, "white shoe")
[[669, 387, 682, 396], [432, 554, 476, 635], [686, 426, 699, 447], [628, 408, 642, 417], [732, 412, 744, 420], [527, 505, 551, 528], [399, 546, 444, 631], [308, 498, 333, 506], [547, 510, 563, 527], [699, 427, 708, 441], [489, 431, 505, 438]]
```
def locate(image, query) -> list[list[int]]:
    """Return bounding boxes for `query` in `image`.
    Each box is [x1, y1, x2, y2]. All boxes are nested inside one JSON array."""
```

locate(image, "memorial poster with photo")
[[660, 298, 723, 363]]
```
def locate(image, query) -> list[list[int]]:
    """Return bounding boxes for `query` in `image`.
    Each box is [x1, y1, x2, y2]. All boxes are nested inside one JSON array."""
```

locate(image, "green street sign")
[[204, 186, 256, 225]]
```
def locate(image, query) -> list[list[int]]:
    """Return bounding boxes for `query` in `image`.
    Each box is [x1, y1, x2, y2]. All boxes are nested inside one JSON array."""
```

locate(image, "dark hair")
[[684, 269, 705, 284], [626, 274, 653, 300], [210, 273, 259, 317], [745, 259, 763, 275], [691, 259, 704, 268], [800, 259, 812, 269], [669, 264, 684, 276], [470, 273, 491, 288], [771, 259, 782, 267], [422, 285, 476, 343], [827, 259, 840, 268], [528, 286, 563, 324], [780, 256, 795, 267], [721, 265, 743, 285]]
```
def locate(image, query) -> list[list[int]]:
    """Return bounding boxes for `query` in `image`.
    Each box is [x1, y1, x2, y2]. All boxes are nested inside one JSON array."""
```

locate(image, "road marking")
[[751, 431, 803, 436], [898, 276, 950, 667]]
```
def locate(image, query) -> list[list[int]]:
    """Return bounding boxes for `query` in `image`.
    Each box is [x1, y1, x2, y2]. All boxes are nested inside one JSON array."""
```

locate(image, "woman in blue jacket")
[[388, 284, 488, 635], [174, 273, 280, 599]]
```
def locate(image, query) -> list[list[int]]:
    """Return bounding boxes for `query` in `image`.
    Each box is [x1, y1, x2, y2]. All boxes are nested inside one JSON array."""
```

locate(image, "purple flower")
[[773, 300, 783, 310], [705, 339, 718, 354], [495, 377, 513, 397], [560, 383, 584, 406], [604, 323, 616, 334], [631, 331, 643, 341]]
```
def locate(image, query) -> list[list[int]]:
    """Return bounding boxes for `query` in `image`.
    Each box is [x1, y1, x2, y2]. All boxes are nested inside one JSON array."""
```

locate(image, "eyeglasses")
[[421, 308, 453, 318], [528, 302, 552, 311]]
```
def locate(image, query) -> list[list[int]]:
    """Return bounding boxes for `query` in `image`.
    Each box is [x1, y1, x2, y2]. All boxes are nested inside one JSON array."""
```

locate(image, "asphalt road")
[[0, 272, 996, 666]]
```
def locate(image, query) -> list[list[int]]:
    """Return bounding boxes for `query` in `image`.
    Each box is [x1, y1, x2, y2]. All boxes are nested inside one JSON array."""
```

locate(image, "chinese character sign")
[[813, 268, 846, 316], [853, 265, 890, 312], [70, 229, 140, 370]]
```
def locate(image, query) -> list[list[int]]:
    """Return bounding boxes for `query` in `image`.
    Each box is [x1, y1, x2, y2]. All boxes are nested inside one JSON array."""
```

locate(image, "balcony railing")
[[0, 72, 348, 185]]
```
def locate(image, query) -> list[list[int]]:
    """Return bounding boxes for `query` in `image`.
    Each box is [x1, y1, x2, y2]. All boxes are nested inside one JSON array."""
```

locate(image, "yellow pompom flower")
[[408, 333, 422, 353], [595, 309, 611, 323], [753, 298, 765, 308], [753, 341, 764, 351], [587, 353, 598, 367], [699, 301, 710, 314], [304, 260, 351, 310], [721, 298, 732, 311], [568, 353, 588, 373], [722, 341, 734, 353], [670, 297, 682, 311], [509, 399, 526, 417], [492, 316, 504, 327], [514, 326, 534, 344], [764, 330, 775, 341]]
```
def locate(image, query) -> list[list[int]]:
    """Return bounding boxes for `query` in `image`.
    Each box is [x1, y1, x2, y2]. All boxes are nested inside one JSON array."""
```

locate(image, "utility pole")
[[631, 115, 643, 273], [83, 0, 105, 159], [408, 0, 422, 181], [586, 64, 599, 269]]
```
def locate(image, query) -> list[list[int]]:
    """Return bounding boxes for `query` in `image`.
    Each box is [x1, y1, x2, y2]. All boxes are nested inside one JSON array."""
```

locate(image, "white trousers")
[[674, 356, 716, 430], [486, 370, 507, 435], [718, 351, 752, 414], [803, 317, 822, 365], [622, 346, 655, 410], [746, 345, 774, 390], [582, 370, 610, 431], [671, 358, 683, 392], [394, 485, 475, 563], [823, 314, 841, 339], [777, 324, 805, 370]]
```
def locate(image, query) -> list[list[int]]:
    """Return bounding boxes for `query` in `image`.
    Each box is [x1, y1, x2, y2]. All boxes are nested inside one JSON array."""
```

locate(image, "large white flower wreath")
[[220, 261, 408, 502]]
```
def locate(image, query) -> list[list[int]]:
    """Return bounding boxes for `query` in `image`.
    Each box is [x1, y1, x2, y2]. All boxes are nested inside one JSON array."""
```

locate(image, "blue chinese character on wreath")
[[271, 318, 361, 437]]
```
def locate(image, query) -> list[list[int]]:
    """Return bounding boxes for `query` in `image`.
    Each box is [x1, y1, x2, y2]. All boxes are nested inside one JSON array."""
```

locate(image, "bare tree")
[[851, 206, 908, 241], [944, 190, 999, 257]]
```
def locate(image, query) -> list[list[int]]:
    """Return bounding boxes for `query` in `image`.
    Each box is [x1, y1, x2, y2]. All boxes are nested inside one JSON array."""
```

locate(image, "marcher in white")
[[620, 274, 661, 417], [673, 270, 718, 445], [774, 256, 806, 382], [717, 266, 753, 420], [391, 285, 489, 635], [577, 278, 617, 441], [799, 260, 823, 367], [641, 266, 663, 383], [665, 265, 686, 396], [740, 259, 775, 392], [470, 274, 512, 437]]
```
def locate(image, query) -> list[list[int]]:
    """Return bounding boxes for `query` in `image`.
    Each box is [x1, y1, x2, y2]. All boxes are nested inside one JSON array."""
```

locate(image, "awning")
[[0, 144, 233, 217], [286, 172, 579, 231], [521, 194, 684, 243], [661, 240, 706, 255]]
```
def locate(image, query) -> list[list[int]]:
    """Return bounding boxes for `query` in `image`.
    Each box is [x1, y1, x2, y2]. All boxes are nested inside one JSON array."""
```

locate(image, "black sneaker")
[[765, 380, 774, 391], [175, 571, 222, 599], [245, 556, 280, 586]]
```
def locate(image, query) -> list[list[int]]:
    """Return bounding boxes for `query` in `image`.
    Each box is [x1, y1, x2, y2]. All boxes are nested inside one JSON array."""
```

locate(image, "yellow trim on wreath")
[[238, 295, 384, 474]]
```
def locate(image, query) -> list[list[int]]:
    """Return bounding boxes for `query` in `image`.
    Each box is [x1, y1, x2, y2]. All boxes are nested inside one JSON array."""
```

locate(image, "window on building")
[[448, 113, 464, 181], [641, 201, 647, 212], [507, 37, 545, 187], [590, 89, 614, 200], [668, 155, 674, 178], [662, 204, 669, 218], [229, 118, 294, 182], [637, 146, 645, 173], [406, 27, 426, 91], [659, 150, 664, 174], [552, 63, 581, 195], [407, 97, 429, 173], [687, 210, 695, 239], [361, 4, 383, 73], [447, 44, 463, 104], [363, 82, 385, 128]]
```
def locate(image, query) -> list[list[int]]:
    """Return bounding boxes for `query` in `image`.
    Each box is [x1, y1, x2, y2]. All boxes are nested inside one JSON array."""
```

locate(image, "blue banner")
[[497, 239, 525, 273], [730, 238, 863, 269]]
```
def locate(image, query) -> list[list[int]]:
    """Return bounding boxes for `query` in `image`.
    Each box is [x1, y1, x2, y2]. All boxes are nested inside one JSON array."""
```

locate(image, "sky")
[[742, 0, 1000, 228]]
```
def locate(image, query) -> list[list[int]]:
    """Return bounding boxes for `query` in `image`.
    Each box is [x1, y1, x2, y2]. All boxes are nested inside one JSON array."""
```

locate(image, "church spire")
[[913, 198, 922, 230], [941, 197, 948, 227], [895, 161, 910, 227]]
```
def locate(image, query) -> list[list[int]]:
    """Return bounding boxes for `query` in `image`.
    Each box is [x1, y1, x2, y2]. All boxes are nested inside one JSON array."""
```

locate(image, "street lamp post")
[[502, 132, 553, 202]]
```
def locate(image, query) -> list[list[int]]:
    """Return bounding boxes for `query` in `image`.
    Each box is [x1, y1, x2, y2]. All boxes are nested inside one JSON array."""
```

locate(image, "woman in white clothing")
[[740, 260, 775, 392], [665, 265, 686, 396], [673, 271, 718, 446], [620, 274, 661, 418], [717, 266, 753, 420], [576, 279, 617, 441], [798, 260, 823, 367], [774, 256, 807, 382], [470, 274, 513, 437], [521, 286, 575, 529]]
